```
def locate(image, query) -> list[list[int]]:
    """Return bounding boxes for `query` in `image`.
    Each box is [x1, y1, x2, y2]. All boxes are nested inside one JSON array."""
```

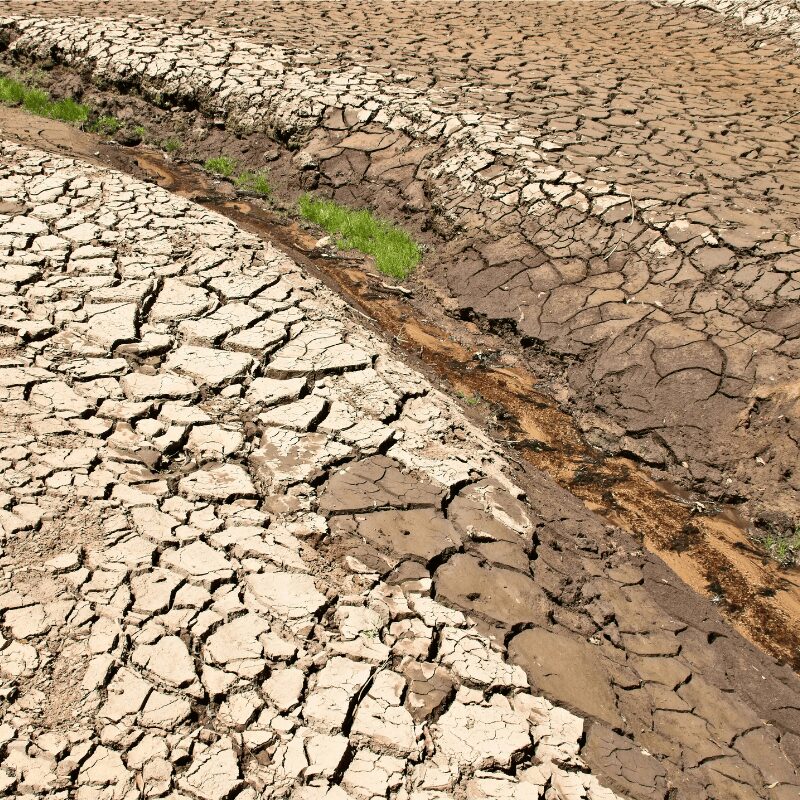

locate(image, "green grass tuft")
[[0, 76, 26, 105], [298, 195, 421, 280], [204, 156, 237, 177], [758, 526, 800, 568], [22, 87, 51, 116], [203, 159, 271, 199], [0, 75, 89, 123], [89, 115, 122, 135], [50, 98, 90, 124], [235, 170, 271, 198], [162, 137, 182, 154]]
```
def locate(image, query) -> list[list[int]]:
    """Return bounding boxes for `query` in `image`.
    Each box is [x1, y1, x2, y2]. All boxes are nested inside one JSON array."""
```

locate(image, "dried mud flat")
[[0, 3, 799, 800]]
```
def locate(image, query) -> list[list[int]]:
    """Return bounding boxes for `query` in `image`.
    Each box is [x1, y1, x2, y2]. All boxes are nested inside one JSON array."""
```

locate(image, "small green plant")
[[163, 137, 182, 154], [50, 98, 91, 124], [133, 125, 147, 138], [456, 390, 482, 406], [757, 525, 800, 568], [0, 75, 89, 124], [298, 195, 421, 280], [0, 76, 25, 105], [235, 170, 271, 198], [22, 86, 51, 116], [89, 115, 122, 135], [204, 156, 237, 177]]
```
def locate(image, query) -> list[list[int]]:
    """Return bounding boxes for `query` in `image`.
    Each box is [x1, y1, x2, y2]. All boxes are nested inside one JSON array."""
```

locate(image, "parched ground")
[[0, 3, 799, 800], [0, 144, 624, 800], [4, 0, 799, 526], [1, 137, 799, 800]]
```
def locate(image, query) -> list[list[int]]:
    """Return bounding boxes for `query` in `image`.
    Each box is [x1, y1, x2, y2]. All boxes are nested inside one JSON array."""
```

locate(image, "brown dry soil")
[[5, 112, 800, 800], [2, 60, 799, 674], [5, 0, 800, 538], [1, 4, 800, 797]]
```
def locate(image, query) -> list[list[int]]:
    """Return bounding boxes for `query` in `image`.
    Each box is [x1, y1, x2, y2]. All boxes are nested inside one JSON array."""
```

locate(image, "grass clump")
[[758, 525, 800, 568], [235, 170, 271, 198], [50, 98, 91, 124], [21, 86, 51, 115], [0, 76, 26, 105], [89, 115, 122, 135], [204, 155, 237, 177], [88, 116, 118, 135], [298, 195, 421, 280], [456, 390, 482, 406], [0, 75, 89, 124], [163, 137, 182, 154], [202, 157, 271, 199]]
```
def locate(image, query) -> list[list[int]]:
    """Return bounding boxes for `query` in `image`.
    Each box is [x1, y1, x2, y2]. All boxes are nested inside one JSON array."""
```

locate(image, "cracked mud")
[[0, 3, 799, 800], [1, 133, 799, 800], [0, 141, 636, 800], [1, 1, 798, 527]]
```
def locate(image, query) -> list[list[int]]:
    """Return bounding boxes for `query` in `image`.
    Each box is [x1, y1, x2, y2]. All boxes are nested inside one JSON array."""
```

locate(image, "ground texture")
[[0, 3, 799, 800], [3, 0, 799, 525]]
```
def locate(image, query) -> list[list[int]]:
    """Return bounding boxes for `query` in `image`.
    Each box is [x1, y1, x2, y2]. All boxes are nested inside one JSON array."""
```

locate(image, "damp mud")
[[3, 102, 797, 672]]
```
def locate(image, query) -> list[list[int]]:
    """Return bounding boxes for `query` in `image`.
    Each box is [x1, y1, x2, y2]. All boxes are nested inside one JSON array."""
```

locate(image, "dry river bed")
[[3, 102, 798, 675], [1, 95, 800, 800], [0, 4, 799, 800]]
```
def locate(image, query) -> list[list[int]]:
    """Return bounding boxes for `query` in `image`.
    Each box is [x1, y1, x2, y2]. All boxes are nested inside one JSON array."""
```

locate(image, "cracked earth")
[[2, 0, 799, 521], [0, 2, 799, 800]]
